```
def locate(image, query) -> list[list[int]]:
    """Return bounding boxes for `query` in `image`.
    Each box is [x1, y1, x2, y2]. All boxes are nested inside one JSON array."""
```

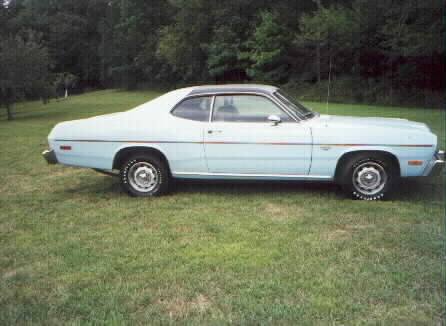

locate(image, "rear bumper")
[[42, 150, 58, 165], [423, 150, 444, 177]]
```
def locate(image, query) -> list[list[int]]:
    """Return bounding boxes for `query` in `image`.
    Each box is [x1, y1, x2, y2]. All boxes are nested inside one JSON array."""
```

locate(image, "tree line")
[[1, 0, 444, 119]]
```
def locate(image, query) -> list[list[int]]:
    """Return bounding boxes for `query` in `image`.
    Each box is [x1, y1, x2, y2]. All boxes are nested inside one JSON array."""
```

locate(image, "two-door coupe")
[[42, 84, 444, 200]]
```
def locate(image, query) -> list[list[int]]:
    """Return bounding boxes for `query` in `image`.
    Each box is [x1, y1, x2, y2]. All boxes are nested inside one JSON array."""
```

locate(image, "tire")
[[338, 154, 397, 200], [120, 154, 169, 197]]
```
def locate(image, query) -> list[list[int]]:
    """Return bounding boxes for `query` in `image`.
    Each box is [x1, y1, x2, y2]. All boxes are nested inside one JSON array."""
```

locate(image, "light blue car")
[[42, 84, 444, 200]]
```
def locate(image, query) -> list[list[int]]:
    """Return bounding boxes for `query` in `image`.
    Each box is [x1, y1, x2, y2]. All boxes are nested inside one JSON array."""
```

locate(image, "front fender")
[[310, 144, 435, 177]]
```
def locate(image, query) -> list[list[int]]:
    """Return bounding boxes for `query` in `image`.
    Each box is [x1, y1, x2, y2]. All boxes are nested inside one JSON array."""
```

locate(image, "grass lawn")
[[0, 90, 444, 325]]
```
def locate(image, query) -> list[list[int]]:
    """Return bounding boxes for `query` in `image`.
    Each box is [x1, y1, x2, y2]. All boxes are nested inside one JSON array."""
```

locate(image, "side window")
[[171, 96, 212, 122], [212, 95, 293, 122]]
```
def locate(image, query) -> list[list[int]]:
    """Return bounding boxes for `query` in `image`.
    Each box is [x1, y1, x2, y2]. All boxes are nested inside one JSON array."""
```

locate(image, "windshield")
[[274, 89, 315, 119]]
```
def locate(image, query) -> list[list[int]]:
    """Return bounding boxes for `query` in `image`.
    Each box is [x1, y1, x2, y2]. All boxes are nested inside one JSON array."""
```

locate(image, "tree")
[[112, 0, 169, 88], [155, 0, 213, 84], [55, 72, 78, 99], [378, 0, 444, 91], [296, 6, 360, 82], [241, 10, 290, 84], [205, 14, 248, 82], [0, 0, 443, 107], [0, 35, 53, 120]]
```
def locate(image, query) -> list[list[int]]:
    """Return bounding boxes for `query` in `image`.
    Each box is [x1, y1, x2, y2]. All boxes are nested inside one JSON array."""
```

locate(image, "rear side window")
[[171, 96, 212, 122]]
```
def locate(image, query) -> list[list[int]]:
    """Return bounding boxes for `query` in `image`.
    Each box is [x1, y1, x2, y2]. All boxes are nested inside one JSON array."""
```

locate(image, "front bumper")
[[42, 150, 58, 165], [423, 150, 444, 177]]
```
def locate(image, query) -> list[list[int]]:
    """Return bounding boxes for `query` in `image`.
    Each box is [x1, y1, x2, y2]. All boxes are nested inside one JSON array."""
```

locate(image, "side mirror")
[[267, 114, 281, 126]]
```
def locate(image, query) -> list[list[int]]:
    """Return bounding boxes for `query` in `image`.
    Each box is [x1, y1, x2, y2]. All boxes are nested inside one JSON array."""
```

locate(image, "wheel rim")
[[128, 162, 159, 193], [352, 161, 387, 196]]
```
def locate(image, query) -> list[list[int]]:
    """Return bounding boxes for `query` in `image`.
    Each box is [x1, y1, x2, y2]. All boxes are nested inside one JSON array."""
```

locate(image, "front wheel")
[[338, 155, 397, 200], [120, 154, 169, 197]]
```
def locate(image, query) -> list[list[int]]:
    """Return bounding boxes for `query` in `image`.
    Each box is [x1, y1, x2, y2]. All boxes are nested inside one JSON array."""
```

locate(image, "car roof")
[[188, 84, 279, 96]]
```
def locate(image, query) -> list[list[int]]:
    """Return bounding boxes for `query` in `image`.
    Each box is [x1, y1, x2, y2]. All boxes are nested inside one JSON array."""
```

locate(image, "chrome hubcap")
[[128, 162, 159, 192], [352, 162, 387, 195]]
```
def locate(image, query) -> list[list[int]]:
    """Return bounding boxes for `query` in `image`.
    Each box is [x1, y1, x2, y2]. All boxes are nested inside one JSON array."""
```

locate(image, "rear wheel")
[[338, 154, 397, 200], [120, 154, 169, 197]]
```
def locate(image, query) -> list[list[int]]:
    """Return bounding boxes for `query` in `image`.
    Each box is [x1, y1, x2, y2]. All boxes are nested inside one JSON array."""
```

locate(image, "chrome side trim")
[[172, 171, 332, 179], [52, 139, 433, 148]]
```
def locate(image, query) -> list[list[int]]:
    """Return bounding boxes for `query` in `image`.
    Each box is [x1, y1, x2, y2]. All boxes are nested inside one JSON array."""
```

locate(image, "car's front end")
[[423, 148, 445, 176]]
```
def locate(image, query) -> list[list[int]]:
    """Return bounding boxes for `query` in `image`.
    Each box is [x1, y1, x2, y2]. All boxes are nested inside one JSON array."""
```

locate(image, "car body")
[[43, 84, 444, 199]]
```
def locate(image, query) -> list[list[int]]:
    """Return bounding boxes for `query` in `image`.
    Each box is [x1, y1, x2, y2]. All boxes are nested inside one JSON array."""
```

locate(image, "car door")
[[166, 96, 211, 173], [203, 94, 312, 175]]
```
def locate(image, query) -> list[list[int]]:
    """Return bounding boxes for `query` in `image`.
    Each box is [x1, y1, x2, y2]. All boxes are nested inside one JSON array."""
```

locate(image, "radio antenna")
[[326, 55, 332, 114]]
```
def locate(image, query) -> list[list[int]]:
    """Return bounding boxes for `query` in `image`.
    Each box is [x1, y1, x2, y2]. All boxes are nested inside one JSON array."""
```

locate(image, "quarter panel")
[[51, 141, 118, 169]]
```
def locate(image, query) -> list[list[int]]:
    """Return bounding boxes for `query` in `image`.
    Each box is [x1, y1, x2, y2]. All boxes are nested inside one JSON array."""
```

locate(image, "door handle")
[[207, 130, 222, 134]]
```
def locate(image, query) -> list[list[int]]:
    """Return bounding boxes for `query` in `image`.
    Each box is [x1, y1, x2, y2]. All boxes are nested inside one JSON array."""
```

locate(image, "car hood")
[[312, 114, 430, 132]]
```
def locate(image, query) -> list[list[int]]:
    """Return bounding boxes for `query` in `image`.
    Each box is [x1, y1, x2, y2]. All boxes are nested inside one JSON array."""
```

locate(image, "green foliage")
[[156, 25, 193, 79], [296, 6, 360, 81], [379, 0, 444, 57], [155, 0, 213, 83], [241, 10, 290, 84], [206, 23, 245, 80], [205, 3, 257, 82], [298, 6, 359, 54], [109, 0, 172, 87], [0, 0, 443, 106], [0, 34, 53, 120]]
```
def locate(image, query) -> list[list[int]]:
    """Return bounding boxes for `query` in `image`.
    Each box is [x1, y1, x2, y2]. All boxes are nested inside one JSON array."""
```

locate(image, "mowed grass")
[[0, 90, 444, 325]]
